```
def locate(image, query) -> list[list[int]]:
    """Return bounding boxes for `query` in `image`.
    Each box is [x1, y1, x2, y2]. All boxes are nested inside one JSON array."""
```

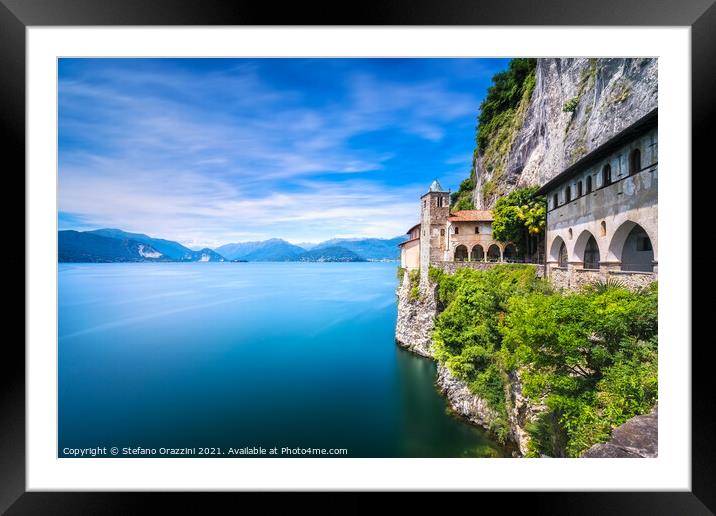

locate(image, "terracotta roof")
[[448, 210, 493, 222]]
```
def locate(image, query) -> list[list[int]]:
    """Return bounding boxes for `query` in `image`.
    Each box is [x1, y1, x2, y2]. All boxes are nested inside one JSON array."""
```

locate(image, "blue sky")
[[58, 58, 509, 249]]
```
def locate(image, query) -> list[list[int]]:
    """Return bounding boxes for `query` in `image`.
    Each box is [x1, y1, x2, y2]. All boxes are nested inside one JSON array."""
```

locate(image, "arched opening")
[[600, 221, 607, 236], [565, 186, 571, 203], [553, 193, 559, 209], [548, 236, 567, 264], [503, 244, 517, 262], [454, 245, 468, 262], [471, 245, 484, 262], [621, 225, 654, 271], [584, 237, 600, 270], [586, 175, 593, 193], [568, 228, 573, 239], [608, 221, 655, 272], [629, 148, 641, 175], [487, 244, 501, 262], [602, 164, 612, 186], [574, 230, 601, 270], [454, 226, 459, 235], [577, 181, 583, 197], [558, 242, 568, 267]]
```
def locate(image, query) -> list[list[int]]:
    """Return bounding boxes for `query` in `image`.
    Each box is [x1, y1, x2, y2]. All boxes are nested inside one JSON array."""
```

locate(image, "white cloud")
[[59, 60, 481, 247]]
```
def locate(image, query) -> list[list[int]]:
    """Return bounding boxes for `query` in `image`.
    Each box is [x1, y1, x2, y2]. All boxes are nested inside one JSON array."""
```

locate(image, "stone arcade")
[[537, 108, 658, 290]]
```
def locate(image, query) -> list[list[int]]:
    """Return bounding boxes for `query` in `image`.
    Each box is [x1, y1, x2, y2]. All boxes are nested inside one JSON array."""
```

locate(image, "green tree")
[[476, 58, 537, 153], [491, 186, 546, 259]]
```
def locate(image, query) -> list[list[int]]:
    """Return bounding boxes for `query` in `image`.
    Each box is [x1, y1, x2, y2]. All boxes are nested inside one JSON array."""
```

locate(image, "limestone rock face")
[[582, 406, 658, 458], [474, 58, 658, 208], [395, 273, 542, 456], [394, 274, 439, 358], [506, 370, 545, 456], [435, 364, 499, 429], [434, 364, 542, 457]]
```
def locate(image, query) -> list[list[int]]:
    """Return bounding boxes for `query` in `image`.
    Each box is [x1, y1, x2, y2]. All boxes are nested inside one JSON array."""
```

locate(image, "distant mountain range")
[[59, 230, 225, 263], [310, 236, 408, 261], [216, 236, 406, 262], [59, 229, 406, 263], [215, 238, 306, 262]]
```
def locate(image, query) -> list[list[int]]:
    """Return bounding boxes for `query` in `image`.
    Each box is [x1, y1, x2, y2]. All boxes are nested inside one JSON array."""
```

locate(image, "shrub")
[[431, 264, 658, 456], [408, 269, 421, 301], [563, 97, 579, 113]]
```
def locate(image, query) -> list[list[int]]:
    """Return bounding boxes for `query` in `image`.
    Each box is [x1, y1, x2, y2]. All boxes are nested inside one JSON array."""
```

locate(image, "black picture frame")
[[2, 1, 712, 513]]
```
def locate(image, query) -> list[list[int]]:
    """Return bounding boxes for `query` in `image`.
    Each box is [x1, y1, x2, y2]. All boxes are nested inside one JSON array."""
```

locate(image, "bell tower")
[[419, 179, 450, 276]]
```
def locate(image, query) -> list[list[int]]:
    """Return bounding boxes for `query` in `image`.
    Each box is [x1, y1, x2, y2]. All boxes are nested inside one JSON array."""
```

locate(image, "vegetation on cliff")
[[474, 58, 537, 205], [450, 173, 476, 212], [428, 265, 658, 457]]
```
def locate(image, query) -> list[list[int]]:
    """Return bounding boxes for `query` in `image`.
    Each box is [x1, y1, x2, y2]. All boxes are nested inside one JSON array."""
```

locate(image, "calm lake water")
[[58, 262, 506, 458]]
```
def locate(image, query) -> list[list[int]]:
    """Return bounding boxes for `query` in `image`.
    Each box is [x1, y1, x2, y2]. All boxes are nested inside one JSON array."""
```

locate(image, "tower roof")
[[428, 179, 446, 193]]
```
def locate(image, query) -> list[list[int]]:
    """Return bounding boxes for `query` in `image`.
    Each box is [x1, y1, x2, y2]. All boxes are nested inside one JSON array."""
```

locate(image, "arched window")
[[602, 164, 612, 186], [558, 242, 568, 267], [474, 226, 479, 234], [586, 176, 592, 193], [577, 181, 583, 197], [454, 226, 459, 235], [553, 193, 559, 209], [568, 228, 573, 239], [437, 196, 443, 207], [629, 148, 641, 175], [454, 245, 468, 262], [440, 228, 445, 236], [471, 245, 484, 262], [584, 236, 600, 270], [565, 186, 571, 203], [600, 221, 607, 236]]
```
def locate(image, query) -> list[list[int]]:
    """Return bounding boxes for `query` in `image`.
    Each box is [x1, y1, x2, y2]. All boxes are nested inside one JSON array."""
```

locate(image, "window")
[[558, 242, 568, 267], [474, 226, 479, 234], [565, 186, 571, 203], [577, 181, 583, 197], [553, 193, 559, 209], [602, 164, 612, 186], [440, 229, 445, 236], [454, 226, 459, 235], [600, 221, 607, 236], [629, 148, 641, 175], [586, 175, 592, 193], [568, 228, 573, 239], [437, 196, 443, 208], [423, 200, 426, 208]]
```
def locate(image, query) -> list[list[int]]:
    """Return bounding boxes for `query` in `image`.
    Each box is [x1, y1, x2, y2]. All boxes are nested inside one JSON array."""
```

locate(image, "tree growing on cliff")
[[491, 186, 546, 260]]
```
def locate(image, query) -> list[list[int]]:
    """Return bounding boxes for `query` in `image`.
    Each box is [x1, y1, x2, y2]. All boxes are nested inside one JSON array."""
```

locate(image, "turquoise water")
[[58, 262, 506, 457]]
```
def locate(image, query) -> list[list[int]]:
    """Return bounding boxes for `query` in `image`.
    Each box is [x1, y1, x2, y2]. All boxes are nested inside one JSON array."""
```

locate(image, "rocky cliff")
[[582, 406, 658, 458], [473, 58, 658, 208], [395, 271, 539, 456], [395, 272, 439, 358]]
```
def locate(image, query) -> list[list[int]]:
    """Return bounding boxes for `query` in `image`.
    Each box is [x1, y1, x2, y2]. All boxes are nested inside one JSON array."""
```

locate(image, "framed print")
[[3, 0, 713, 513]]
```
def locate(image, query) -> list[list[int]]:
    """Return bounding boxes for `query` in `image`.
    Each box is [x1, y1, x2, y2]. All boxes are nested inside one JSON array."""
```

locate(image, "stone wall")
[[432, 260, 545, 277], [548, 266, 656, 291]]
